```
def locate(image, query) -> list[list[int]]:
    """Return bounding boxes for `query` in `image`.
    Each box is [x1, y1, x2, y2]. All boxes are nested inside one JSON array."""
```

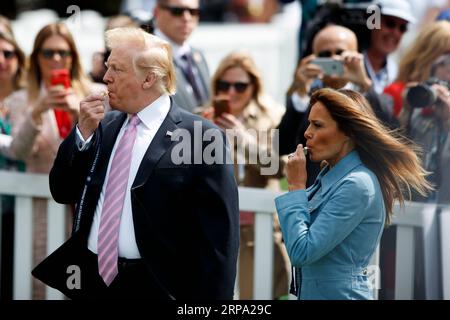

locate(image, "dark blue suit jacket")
[[34, 99, 239, 300]]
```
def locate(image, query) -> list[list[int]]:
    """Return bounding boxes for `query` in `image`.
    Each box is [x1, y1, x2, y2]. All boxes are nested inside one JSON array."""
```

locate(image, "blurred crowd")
[[2, 0, 450, 300]]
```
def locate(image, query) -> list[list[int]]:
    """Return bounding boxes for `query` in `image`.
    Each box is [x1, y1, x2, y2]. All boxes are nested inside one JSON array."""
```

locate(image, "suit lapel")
[[132, 101, 182, 190]]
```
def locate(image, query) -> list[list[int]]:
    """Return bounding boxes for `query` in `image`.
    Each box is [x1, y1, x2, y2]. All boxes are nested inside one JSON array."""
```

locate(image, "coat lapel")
[[132, 102, 182, 190]]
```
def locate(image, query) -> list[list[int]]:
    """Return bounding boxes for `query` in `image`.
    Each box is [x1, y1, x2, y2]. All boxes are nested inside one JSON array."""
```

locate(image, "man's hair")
[[105, 27, 176, 95]]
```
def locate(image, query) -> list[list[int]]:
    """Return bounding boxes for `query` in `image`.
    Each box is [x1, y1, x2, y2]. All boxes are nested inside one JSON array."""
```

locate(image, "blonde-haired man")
[[33, 28, 239, 300]]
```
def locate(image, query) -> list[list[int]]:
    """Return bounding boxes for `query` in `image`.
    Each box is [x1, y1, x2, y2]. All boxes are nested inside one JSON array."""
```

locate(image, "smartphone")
[[213, 98, 231, 118], [50, 69, 71, 88], [311, 58, 344, 76]]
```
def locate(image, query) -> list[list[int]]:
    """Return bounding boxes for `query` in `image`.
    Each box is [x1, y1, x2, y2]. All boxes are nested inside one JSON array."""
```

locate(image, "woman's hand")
[[32, 86, 80, 124], [285, 144, 307, 191], [201, 106, 215, 121], [215, 113, 246, 132]]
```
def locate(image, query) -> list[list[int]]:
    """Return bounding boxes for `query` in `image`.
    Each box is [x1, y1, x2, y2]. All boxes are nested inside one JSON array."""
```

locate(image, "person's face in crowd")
[[103, 45, 145, 112], [371, 15, 408, 56], [217, 66, 254, 116], [313, 27, 357, 89], [38, 35, 73, 84], [155, 0, 200, 46], [0, 39, 18, 84], [304, 101, 353, 167]]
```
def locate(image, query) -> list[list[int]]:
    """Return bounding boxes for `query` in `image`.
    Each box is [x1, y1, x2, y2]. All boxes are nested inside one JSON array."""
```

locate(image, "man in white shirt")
[[153, 0, 210, 112], [32, 27, 239, 300]]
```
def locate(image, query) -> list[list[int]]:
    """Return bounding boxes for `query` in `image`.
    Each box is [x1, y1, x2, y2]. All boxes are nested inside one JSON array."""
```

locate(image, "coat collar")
[[318, 150, 363, 195]]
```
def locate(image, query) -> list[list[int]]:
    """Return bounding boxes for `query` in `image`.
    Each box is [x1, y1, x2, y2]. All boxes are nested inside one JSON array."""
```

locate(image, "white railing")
[[0, 170, 448, 300]]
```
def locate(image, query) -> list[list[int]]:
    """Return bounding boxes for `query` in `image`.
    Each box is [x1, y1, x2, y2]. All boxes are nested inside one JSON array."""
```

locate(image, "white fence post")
[[0, 171, 66, 300], [45, 201, 66, 300], [440, 208, 450, 299], [13, 197, 33, 300], [421, 204, 440, 299], [253, 211, 273, 300], [394, 225, 415, 300]]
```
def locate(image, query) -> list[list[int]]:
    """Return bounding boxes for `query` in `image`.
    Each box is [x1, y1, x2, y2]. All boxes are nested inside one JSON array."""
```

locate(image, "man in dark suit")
[[32, 27, 239, 300], [153, 0, 210, 113]]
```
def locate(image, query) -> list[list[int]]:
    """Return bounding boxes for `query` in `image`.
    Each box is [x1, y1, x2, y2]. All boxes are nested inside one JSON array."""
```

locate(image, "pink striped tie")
[[97, 114, 140, 286]]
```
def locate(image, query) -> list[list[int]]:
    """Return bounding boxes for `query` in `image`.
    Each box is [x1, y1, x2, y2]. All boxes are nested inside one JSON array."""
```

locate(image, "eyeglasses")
[[217, 80, 251, 93], [159, 4, 201, 17], [383, 18, 408, 33], [0, 49, 16, 60], [40, 49, 72, 59], [317, 49, 344, 58]]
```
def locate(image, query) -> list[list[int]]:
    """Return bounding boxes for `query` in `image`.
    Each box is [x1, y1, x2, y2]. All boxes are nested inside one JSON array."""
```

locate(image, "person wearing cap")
[[363, 0, 416, 94]]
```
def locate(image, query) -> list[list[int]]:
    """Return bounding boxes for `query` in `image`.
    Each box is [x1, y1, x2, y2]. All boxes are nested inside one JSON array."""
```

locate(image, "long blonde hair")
[[310, 88, 432, 225], [397, 21, 450, 83], [27, 23, 92, 101]]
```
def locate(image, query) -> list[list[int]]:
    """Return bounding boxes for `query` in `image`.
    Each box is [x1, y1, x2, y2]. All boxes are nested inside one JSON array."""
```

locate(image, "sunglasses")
[[217, 80, 251, 93], [0, 49, 16, 59], [317, 49, 344, 58], [40, 49, 72, 59], [159, 4, 200, 17], [383, 18, 408, 33]]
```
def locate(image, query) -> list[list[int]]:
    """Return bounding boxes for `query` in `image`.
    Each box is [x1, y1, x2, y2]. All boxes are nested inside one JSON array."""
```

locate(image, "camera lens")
[[406, 84, 437, 109]]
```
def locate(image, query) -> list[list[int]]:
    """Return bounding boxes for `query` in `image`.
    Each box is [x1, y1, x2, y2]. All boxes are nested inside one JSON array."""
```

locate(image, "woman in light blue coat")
[[276, 88, 431, 300]]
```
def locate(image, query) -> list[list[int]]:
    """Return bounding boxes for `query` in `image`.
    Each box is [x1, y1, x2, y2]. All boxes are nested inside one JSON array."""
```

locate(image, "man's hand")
[[292, 54, 323, 96], [78, 93, 106, 140], [433, 84, 450, 123], [341, 51, 372, 92]]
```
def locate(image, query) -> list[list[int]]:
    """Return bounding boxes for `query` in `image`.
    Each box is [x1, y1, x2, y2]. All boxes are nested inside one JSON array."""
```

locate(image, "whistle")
[[303, 147, 309, 155]]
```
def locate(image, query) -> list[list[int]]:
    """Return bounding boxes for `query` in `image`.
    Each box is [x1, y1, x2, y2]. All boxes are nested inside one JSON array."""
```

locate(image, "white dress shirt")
[[81, 95, 171, 258]]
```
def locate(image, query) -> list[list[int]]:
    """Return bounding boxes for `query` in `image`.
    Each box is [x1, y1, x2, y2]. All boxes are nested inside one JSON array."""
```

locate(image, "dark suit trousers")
[[74, 248, 168, 299]]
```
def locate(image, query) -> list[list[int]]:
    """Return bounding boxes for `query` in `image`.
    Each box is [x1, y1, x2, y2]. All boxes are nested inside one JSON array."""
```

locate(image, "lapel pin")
[[166, 130, 173, 137]]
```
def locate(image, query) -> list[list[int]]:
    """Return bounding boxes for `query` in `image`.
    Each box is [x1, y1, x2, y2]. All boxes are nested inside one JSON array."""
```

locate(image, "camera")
[[406, 77, 450, 109]]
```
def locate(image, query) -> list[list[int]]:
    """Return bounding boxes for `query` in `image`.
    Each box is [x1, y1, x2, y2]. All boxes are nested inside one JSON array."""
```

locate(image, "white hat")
[[376, 0, 417, 24]]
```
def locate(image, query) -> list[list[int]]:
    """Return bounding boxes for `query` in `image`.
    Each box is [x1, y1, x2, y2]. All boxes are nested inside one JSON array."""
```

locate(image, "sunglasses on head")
[[40, 49, 72, 59], [0, 49, 16, 59], [383, 18, 408, 33], [317, 49, 344, 58], [160, 4, 200, 17], [217, 80, 250, 93]]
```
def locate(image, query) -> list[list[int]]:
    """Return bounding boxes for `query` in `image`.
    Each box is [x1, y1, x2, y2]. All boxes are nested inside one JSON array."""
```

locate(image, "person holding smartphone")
[[4, 22, 105, 299], [277, 24, 398, 188], [203, 51, 289, 300]]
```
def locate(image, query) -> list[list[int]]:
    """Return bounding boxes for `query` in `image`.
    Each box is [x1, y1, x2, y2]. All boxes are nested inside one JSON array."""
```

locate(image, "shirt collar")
[[154, 28, 191, 60], [318, 150, 363, 195], [363, 51, 398, 93], [132, 94, 171, 130]]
